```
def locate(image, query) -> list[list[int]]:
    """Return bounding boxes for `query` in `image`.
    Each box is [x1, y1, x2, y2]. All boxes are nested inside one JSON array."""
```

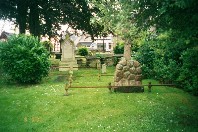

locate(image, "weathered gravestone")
[[113, 44, 144, 92], [102, 64, 106, 74], [96, 59, 101, 69], [59, 34, 78, 71]]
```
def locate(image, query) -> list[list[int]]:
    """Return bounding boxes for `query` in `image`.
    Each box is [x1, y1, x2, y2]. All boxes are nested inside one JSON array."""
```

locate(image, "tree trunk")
[[29, 0, 40, 37], [17, 0, 28, 34]]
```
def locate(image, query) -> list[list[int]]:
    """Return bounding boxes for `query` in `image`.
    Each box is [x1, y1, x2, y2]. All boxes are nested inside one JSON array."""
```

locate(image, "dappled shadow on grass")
[[53, 75, 67, 83], [0, 76, 52, 89]]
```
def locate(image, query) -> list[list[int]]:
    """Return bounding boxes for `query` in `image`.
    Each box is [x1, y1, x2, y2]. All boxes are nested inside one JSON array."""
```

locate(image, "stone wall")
[[114, 57, 142, 86], [76, 56, 114, 68]]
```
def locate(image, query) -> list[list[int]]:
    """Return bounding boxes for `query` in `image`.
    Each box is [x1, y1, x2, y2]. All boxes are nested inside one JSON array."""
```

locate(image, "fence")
[[61, 68, 176, 96]]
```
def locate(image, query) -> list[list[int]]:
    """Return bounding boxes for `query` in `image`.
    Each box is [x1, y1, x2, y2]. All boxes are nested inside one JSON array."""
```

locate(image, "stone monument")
[[59, 33, 78, 71], [102, 64, 107, 74], [113, 43, 143, 92]]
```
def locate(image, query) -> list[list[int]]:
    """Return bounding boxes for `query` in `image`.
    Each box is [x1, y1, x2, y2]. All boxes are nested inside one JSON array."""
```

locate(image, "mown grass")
[[0, 67, 198, 132]]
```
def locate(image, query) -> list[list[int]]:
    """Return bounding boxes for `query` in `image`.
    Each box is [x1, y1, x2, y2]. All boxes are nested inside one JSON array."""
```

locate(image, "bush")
[[78, 47, 88, 56], [41, 41, 53, 52], [153, 58, 179, 84], [113, 43, 124, 54], [135, 42, 155, 78], [135, 29, 198, 95], [0, 34, 51, 84], [179, 48, 198, 95], [113, 57, 119, 66]]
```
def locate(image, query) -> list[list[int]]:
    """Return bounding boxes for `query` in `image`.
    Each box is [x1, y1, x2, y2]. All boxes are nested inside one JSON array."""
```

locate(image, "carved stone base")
[[59, 61, 78, 71], [113, 57, 143, 93]]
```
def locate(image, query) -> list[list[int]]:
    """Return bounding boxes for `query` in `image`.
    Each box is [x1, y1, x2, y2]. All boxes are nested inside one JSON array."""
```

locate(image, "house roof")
[[0, 31, 13, 39]]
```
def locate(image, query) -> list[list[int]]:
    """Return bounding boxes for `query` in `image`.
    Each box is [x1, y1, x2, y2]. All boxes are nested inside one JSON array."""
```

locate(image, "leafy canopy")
[[0, 0, 103, 38]]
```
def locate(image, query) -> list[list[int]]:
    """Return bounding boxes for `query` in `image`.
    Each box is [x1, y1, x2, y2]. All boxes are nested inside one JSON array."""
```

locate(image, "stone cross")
[[124, 44, 131, 61], [113, 40, 143, 92]]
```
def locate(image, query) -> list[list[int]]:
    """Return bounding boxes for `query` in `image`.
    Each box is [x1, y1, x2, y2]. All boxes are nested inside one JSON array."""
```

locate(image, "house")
[[0, 31, 13, 41], [75, 34, 114, 52], [49, 32, 115, 53]]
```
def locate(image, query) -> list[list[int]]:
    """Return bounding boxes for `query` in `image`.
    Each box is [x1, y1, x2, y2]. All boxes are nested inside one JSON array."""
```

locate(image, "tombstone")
[[113, 43, 143, 92], [59, 34, 78, 71], [96, 59, 101, 69], [102, 64, 106, 74]]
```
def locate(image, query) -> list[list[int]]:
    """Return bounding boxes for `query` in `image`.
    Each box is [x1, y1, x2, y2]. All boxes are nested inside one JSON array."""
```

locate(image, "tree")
[[0, 0, 103, 38], [132, 0, 198, 37], [93, 0, 144, 57], [131, 0, 198, 95]]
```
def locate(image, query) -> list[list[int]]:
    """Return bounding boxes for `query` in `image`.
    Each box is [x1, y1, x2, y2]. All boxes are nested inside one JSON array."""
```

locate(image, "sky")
[[0, 19, 70, 35], [0, 20, 19, 34]]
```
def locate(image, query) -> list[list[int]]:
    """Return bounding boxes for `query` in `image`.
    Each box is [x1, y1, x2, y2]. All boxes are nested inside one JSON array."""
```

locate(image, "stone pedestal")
[[59, 61, 78, 71], [113, 57, 143, 92], [59, 34, 78, 71]]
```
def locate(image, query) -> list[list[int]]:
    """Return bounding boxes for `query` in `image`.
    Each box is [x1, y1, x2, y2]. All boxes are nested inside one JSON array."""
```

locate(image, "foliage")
[[0, 34, 51, 84], [0, 0, 103, 38], [113, 42, 124, 54], [132, 0, 198, 35], [179, 48, 198, 95], [136, 30, 198, 95], [113, 42, 124, 65], [78, 47, 89, 56], [41, 41, 53, 52], [131, 0, 198, 95], [90, 0, 120, 36], [93, 0, 142, 47], [135, 41, 155, 78], [93, 0, 198, 95], [113, 57, 119, 66]]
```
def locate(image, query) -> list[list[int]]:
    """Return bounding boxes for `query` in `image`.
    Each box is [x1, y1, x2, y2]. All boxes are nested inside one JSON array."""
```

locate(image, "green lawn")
[[0, 67, 198, 132]]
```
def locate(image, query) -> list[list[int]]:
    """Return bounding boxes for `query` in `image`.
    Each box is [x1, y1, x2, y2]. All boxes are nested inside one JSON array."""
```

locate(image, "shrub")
[[41, 41, 53, 52], [179, 48, 198, 95], [0, 34, 51, 84], [153, 58, 179, 84], [135, 29, 198, 95], [135, 42, 155, 78], [113, 43, 124, 54], [113, 56, 119, 66], [78, 47, 88, 56]]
